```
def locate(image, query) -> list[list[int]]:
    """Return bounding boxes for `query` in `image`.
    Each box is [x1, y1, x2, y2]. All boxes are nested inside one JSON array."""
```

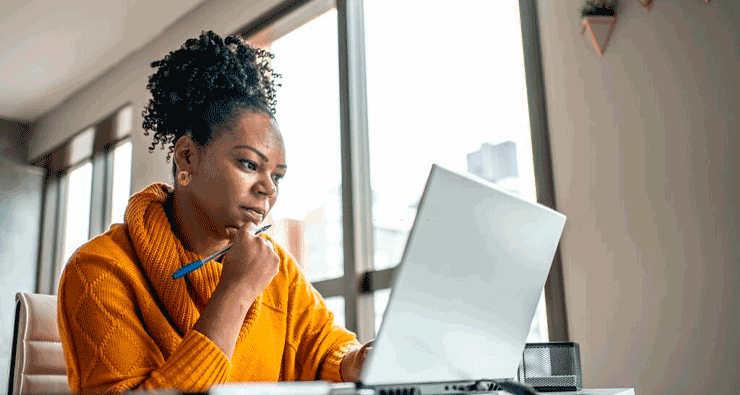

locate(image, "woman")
[[57, 30, 371, 393]]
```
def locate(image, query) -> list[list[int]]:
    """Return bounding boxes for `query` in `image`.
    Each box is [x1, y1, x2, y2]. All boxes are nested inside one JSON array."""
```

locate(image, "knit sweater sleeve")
[[279, 248, 361, 382], [57, 252, 231, 394]]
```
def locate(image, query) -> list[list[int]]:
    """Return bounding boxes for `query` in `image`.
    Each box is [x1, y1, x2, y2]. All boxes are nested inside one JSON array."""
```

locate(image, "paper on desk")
[[210, 381, 332, 395]]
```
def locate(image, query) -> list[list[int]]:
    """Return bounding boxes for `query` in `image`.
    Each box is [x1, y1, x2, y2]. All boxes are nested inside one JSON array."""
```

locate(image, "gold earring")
[[177, 170, 190, 187]]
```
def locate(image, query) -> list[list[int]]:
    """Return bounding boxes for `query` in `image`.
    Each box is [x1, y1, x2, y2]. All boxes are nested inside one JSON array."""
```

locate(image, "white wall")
[[27, 0, 285, 192], [0, 119, 28, 162], [0, 155, 43, 390], [536, 0, 739, 394]]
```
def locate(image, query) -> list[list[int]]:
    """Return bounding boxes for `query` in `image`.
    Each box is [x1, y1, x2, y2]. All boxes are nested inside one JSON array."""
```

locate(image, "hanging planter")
[[636, 0, 654, 10], [580, 1, 618, 56]]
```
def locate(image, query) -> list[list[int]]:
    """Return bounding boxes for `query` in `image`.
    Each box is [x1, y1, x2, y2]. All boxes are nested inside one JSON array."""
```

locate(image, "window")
[[110, 140, 133, 225], [240, 0, 563, 343], [373, 288, 391, 335], [324, 295, 346, 328], [362, 0, 548, 342], [250, 6, 344, 284], [110, 105, 134, 226], [60, 161, 93, 265], [34, 104, 134, 294]]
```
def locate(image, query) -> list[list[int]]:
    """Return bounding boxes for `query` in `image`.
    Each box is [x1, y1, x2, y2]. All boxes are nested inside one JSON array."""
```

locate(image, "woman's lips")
[[244, 207, 264, 224]]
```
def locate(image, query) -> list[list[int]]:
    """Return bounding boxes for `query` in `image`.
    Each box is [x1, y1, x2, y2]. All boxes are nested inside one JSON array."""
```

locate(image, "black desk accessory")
[[517, 342, 583, 392]]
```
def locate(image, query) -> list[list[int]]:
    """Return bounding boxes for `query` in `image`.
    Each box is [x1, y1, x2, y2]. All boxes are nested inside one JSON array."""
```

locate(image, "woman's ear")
[[172, 135, 201, 175]]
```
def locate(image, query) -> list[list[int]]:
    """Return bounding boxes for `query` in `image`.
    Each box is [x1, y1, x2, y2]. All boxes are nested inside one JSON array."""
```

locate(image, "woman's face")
[[180, 110, 286, 238]]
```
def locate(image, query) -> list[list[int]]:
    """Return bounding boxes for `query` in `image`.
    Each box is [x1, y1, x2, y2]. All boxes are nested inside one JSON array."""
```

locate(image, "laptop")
[[212, 164, 566, 395], [356, 164, 566, 394]]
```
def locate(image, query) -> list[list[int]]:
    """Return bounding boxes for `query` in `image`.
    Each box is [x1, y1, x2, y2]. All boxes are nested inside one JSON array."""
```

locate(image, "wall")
[[0, 119, 29, 162], [0, 155, 43, 390], [0, 119, 38, 389], [536, 0, 739, 394], [27, 0, 285, 192]]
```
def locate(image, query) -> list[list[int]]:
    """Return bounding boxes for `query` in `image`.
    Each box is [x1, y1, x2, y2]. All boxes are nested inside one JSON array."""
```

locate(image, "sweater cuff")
[[147, 329, 231, 392], [320, 341, 361, 382]]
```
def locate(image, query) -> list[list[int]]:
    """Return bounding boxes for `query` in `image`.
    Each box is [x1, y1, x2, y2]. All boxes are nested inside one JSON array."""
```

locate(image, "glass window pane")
[[323, 295, 346, 328], [526, 290, 549, 343], [68, 128, 94, 168], [373, 288, 391, 336], [115, 105, 133, 140], [61, 161, 93, 265], [254, 9, 344, 283], [364, 1, 548, 340], [110, 141, 133, 225]]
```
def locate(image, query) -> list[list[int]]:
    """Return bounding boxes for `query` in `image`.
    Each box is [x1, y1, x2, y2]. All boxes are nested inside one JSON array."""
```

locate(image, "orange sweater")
[[57, 183, 359, 393]]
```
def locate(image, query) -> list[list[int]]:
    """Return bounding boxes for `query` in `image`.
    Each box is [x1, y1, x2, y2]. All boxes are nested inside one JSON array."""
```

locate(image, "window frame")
[[238, 0, 568, 343], [33, 104, 134, 294], [518, 0, 569, 341]]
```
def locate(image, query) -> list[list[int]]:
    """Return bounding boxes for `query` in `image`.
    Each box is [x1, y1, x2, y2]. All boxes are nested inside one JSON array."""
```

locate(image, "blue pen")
[[172, 224, 272, 279]]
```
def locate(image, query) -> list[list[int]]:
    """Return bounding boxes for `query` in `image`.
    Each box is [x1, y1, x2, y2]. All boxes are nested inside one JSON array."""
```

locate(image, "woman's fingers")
[[360, 340, 374, 357], [220, 223, 279, 289]]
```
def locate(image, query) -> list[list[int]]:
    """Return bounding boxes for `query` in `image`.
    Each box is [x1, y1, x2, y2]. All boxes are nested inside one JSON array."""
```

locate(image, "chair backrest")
[[8, 292, 71, 395]]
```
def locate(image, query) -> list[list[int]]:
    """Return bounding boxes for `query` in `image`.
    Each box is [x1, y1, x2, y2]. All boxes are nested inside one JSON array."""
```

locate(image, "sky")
[[266, 0, 537, 223], [252, 0, 549, 342]]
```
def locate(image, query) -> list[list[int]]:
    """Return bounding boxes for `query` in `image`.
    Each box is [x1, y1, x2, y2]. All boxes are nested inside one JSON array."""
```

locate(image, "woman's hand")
[[340, 340, 374, 382], [220, 224, 280, 293], [192, 224, 279, 359]]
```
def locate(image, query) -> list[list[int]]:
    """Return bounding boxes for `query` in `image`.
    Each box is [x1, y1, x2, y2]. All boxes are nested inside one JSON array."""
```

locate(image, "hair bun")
[[142, 30, 279, 163]]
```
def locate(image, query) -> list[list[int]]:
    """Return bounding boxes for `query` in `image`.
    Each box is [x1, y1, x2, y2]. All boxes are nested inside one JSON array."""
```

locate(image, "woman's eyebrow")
[[233, 145, 287, 169], [234, 145, 268, 162]]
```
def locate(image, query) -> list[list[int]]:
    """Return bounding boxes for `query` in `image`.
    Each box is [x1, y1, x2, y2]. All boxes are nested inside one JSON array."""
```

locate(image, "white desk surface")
[[543, 389, 635, 395], [211, 382, 635, 395], [473, 389, 634, 395]]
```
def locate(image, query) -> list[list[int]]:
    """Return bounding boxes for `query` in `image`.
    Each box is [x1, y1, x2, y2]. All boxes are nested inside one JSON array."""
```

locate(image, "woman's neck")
[[165, 188, 230, 259]]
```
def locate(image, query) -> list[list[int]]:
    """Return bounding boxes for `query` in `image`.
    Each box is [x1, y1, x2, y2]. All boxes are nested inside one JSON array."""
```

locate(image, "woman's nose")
[[254, 173, 277, 198]]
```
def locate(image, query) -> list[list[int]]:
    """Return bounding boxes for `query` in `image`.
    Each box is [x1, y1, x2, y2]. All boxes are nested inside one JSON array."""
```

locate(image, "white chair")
[[8, 292, 71, 395]]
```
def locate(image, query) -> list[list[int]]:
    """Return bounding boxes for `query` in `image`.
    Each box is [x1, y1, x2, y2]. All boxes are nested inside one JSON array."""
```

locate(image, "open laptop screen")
[[360, 164, 566, 387]]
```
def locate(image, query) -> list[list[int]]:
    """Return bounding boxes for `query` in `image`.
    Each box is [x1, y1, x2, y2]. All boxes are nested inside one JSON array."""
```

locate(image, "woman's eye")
[[273, 174, 284, 184], [239, 159, 257, 171]]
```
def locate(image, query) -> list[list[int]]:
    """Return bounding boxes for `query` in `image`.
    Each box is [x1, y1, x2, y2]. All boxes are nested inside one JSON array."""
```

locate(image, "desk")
[[541, 390, 634, 395], [209, 382, 635, 395]]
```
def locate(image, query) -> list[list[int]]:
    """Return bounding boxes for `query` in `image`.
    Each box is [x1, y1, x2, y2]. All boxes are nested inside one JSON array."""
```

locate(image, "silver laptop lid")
[[360, 164, 566, 386]]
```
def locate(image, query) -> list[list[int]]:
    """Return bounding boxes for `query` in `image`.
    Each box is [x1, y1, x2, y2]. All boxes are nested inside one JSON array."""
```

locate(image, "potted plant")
[[580, 1, 618, 56], [581, 0, 617, 16]]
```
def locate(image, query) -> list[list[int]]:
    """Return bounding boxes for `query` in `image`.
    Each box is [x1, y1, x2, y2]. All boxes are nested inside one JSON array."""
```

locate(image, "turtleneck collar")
[[124, 183, 262, 336]]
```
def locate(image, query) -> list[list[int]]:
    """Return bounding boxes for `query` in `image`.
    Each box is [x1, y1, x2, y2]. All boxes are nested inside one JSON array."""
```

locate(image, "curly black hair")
[[142, 30, 280, 176]]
